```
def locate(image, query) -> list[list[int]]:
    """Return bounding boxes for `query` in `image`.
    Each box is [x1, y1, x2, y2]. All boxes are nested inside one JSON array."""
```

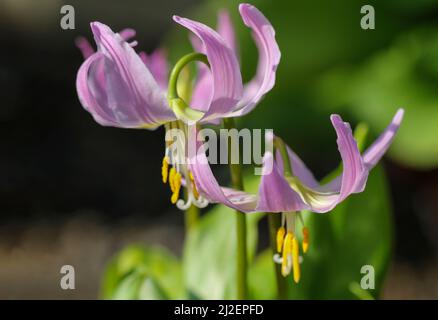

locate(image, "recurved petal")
[[278, 115, 368, 213], [330, 114, 367, 201], [75, 36, 95, 59], [186, 125, 258, 212], [256, 152, 307, 212], [139, 48, 169, 90], [76, 28, 137, 60], [87, 22, 175, 128], [227, 3, 281, 118], [77, 53, 118, 126], [363, 108, 404, 169], [190, 10, 238, 115], [217, 10, 238, 55], [173, 15, 243, 121], [189, 148, 258, 213], [276, 147, 321, 190]]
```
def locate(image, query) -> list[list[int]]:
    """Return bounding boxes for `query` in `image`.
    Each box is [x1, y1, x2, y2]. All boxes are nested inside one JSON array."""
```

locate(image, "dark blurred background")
[[0, 0, 437, 298]]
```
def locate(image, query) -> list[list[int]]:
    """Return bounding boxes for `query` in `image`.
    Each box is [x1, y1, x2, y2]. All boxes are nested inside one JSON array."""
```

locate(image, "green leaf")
[[248, 250, 277, 300], [111, 271, 145, 300], [112, 271, 169, 300], [101, 245, 184, 299]]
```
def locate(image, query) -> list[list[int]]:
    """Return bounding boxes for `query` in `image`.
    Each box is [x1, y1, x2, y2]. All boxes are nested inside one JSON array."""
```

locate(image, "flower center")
[[273, 212, 309, 283], [161, 122, 208, 210]]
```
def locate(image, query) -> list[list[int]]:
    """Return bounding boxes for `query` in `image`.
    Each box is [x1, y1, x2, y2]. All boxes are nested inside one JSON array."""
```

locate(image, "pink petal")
[[75, 36, 94, 59], [227, 3, 281, 118], [190, 10, 238, 115], [277, 110, 403, 213], [76, 53, 119, 126], [139, 48, 169, 90], [363, 109, 404, 169], [217, 10, 238, 55], [76, 22, 175, 129], [173, 15, 243, 121], [256, 152, 307, 212]]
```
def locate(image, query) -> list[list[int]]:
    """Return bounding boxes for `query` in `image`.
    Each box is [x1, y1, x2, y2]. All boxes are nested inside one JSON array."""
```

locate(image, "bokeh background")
[[0, 0, 437, 299]]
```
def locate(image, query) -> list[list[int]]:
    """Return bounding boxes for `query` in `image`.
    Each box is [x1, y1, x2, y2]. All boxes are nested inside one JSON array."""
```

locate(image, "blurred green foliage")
[[315, 28, 438, 168], [101, 246, 184, 299]]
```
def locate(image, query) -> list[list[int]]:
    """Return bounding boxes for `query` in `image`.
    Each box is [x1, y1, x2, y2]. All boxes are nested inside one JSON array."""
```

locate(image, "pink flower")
[[75, 3, 280, 128], [190, 109, 404, 214]]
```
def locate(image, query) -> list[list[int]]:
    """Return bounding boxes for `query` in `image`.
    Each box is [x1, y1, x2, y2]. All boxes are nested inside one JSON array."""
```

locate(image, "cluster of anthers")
[[274, 212, 310, 283], [161, 126, 209, 210]]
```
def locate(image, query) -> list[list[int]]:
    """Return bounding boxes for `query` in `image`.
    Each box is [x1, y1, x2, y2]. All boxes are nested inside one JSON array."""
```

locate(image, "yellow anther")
[[281, 232, 293, 277], [189, 171, 199, 199], [161, 156, 170, 183], [170, 171, 182, 204], [302, 227, 309, 253], [276, 226, 285, 253], [292, 237, 300, 283], [169, 167, 176, 192]]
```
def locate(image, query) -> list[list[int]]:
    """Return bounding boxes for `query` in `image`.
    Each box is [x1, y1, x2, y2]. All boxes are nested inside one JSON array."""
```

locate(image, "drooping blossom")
[[189, 109, 404, 282], [75, 3, 280, 209]]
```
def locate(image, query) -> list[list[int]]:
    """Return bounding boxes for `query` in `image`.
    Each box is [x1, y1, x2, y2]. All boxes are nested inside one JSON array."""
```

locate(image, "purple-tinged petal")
[[227, 3, 281, 118], [118, 28, 136, 41], [139, 48, 169, 90], [187, 125, 258, 212], [188, 140, 256, 212], [256, 152, 307, 212], [217, 10, 238, 55], [75, 36, 94, 59], [173, 15, 243, 121], [276, 148, 321, 190], [189, 148, 258, 212], [77, 53, 119, 126], [276, 115, 366, 213], [363, 108, 404, 169], [278, 111, 403, 213], [76, 28, 136, 60], [190, 10, 238, 115], [190, 70, 213, 112], [188, 126, 304, 213], [188, 32, 213, 112], [77, 22, 175, 128], [330, 114, 367, 200]]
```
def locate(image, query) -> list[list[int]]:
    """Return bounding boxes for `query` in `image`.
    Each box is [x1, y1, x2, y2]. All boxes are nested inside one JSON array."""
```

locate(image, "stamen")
[[171, 171, 182, 204], [276, 226, 285, 253], [189, 171, 199, 199], [292, 237, 300, 283], [192, 195, 209, 208], [281, 232, 293, 277], [169, 167, 176, 193], [162, 156, 170, 183], [176, 196, 192, 211], [302, 227, 309, 253]]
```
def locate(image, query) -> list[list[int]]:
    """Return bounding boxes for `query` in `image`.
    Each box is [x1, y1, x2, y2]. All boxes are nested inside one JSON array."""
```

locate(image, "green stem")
[[168, 52, 209, 101], [268, 214, 287, 299], [184, 190, 200, 231], [223, 117, 247, 300]]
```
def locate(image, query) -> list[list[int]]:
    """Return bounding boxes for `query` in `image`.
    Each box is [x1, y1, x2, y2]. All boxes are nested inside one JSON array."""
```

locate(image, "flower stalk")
[[223, 117, 248, 300]]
